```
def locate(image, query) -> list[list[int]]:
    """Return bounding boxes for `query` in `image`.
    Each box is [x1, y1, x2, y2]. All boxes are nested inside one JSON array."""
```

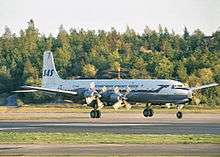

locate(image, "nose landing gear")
[[176, 105, 184, 119], [176, 111, 183, 119]]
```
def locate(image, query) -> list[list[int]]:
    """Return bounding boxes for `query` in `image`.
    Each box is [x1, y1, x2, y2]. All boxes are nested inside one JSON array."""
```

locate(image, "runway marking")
[[31, 123, 169, 127]]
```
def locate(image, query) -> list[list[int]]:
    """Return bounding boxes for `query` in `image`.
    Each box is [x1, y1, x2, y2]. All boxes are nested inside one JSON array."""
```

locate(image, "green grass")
[[0, 105, 220, 120], [0, 132, 219, 144], [1, 104, 220, 113]]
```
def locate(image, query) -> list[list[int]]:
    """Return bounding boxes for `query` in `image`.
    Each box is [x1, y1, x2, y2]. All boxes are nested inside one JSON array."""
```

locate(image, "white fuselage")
[[53, 79, 184, 95], [46, 78, 191, 104]]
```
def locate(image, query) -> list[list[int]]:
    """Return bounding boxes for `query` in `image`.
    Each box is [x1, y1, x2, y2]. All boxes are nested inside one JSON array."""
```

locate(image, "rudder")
[[42, 51, 62, 88]]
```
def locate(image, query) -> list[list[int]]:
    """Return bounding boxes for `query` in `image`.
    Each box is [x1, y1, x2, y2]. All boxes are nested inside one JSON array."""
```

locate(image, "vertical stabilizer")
[[42, 51, 62, 88]]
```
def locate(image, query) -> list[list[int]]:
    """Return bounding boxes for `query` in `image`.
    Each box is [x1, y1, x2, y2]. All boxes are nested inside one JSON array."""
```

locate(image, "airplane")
[[15, 51, 219, 119]]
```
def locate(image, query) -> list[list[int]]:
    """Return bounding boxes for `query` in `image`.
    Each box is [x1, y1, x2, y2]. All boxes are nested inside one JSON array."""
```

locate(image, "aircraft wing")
[[190, 83, 219, 91], [13, 85, 77, 95], [12, 89, 38, 93]]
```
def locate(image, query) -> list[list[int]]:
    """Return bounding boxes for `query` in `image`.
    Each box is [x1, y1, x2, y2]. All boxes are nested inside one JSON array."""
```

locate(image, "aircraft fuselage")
[[49, 79, 192, 105]]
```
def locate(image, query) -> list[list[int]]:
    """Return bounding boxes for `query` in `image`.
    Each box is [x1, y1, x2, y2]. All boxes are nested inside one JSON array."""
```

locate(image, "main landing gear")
[[90, 109, 101, 118], [143, 104, 154, 117], [89, 101, 102, 118]]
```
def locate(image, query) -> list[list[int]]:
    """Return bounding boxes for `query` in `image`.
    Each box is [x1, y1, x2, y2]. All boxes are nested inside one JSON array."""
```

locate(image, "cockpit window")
[[172, 84, 184, 89]]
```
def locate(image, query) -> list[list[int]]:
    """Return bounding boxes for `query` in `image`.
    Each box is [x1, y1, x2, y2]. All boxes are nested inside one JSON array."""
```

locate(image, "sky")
[[0, 0, 219, 36]]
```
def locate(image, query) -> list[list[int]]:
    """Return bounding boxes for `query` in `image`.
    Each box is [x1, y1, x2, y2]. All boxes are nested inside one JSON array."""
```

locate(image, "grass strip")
[[1, 106, 220, 114], [0, 132, 219, 144]]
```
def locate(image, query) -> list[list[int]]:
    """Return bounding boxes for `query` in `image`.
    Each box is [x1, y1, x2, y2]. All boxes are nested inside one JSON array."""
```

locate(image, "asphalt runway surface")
[[0, 121, 220, 134], [0, 113, 220, 156], [0, 144, 219, 156], [0, 113, 220, 134]]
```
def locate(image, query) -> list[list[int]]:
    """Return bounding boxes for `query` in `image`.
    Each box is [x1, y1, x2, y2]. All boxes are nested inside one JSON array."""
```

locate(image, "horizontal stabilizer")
[[190, 83, 219, 91], [20, 86, 77, 95]]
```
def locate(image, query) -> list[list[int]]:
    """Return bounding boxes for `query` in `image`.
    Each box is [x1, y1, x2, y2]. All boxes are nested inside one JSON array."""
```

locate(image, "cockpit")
[[171, 84, 189, 90]]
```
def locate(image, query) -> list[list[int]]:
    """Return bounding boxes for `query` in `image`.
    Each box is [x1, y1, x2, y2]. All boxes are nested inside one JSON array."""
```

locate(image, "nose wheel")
[[176, 105, 184, 119], [90, 109, 101, 118], [143, 108, 154, 117], [176, 111, 183, 119]]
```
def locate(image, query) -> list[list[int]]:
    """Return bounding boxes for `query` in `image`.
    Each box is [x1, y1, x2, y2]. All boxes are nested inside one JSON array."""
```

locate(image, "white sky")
[[0, 0, 219, 36]]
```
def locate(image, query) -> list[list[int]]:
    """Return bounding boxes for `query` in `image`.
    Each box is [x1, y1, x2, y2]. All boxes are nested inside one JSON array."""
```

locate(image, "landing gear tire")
[[148, 108, 154, 117], [96, 110, 101, 118], [143, 108, 149, 117], [90, 110, 96, 118], [90, 110, 101, 118], [176, 111, 183, 119], [143, 108, 154, 117]]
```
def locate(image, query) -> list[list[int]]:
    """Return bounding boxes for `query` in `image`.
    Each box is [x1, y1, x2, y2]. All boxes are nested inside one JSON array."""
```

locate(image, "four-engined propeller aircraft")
[[15, 51, 218, 119]]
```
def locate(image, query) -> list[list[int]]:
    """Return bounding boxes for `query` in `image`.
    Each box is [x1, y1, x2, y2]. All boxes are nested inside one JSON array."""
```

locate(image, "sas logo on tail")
[[43, 69, 54, 76]]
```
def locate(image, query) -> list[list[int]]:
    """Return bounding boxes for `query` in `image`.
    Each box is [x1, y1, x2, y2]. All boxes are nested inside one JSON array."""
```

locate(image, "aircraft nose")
[[187, 90, 193, 99]]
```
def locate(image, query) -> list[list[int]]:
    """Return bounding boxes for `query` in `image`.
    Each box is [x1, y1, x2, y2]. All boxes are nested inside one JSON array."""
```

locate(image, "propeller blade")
[[113, 100, 123, 110], [96, 97, 104, 110], [85, 96, 95, 105], [112, 86, 132, 110], [123, 100, 131, 110], [85, 82, 105, 110], [125, 86, 131, 96], [114, 86, 120, 94], [89, 82, 96, 91], [101, 86, 107, 93]]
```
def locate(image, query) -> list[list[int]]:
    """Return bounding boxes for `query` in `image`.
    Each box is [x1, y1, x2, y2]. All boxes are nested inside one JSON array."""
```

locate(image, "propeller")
[[112, 86, 131, 110], [84, 82, 104, 110]]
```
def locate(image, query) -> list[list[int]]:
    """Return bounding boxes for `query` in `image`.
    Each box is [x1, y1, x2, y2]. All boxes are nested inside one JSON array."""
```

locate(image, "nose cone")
[[187, 90, 193, 103], [175, 89, 193, 102], [188, 90, 193, 99]]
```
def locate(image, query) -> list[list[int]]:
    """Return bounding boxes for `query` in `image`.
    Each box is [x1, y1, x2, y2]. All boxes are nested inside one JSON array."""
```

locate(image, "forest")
[[0, 20, 219, 105]]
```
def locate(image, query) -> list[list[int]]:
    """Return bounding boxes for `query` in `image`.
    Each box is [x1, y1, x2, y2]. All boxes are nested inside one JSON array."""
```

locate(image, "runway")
[[0, 113, 220, 156], [0, 113, 220, 134], [0, 121, 220, 134], [0, 144, 219, 156]]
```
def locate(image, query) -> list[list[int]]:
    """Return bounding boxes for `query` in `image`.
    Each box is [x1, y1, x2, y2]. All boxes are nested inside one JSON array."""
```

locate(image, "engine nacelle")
[[83, 90, 94, 98], [110, 93, 120, 103]]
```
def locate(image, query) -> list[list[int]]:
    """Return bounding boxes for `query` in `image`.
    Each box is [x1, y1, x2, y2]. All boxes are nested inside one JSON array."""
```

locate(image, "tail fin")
[[42, 51, 62, 88]]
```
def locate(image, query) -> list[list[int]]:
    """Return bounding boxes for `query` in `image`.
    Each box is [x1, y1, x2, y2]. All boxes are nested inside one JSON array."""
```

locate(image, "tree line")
[[0, 20, 219, 105]]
